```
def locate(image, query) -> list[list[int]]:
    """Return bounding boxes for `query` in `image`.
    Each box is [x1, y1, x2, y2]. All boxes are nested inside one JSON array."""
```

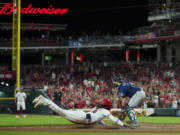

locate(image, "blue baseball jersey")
[[117, 82, 141, 98]]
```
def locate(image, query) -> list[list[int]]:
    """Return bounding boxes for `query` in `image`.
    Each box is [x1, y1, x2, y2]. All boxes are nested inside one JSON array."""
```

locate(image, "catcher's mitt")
[[119, 111, 126, 120]]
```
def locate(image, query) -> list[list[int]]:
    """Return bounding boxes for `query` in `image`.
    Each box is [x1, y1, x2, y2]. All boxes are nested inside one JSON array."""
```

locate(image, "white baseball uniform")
[[16, 92, 26, 110], [35, 96, 124, 126]]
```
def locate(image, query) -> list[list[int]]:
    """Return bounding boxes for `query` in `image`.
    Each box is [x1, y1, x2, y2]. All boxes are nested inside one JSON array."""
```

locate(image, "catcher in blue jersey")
[[113, 77, 146, 127]]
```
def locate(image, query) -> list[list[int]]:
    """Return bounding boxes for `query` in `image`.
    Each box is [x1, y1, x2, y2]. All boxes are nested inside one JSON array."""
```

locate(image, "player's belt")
[[86, 113, 91, 123]]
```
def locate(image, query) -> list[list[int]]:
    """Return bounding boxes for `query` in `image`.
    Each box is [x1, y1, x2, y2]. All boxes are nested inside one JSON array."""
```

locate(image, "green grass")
[[0, 114, 73, 127], [138, 116, 180, 124], [105, 116, 180, 125], [0, 115, 180, 135], [0, 114, 180, 127], [0, 131, 179, 135]]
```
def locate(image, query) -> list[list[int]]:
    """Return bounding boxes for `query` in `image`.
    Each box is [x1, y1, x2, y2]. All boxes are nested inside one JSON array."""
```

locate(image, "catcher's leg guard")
[[125, 106, 139, 126]]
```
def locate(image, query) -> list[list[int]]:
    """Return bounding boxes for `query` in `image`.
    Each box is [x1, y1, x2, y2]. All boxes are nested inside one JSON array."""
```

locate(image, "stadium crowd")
[[0, 28, 133, 45], [21, 62, 180, 109], [1, 23, 180, 47]]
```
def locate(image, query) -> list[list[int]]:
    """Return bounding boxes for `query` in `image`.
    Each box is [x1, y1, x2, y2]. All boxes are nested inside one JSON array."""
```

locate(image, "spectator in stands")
[[147, 99, 156, 108], [171, 96, 178, 108], [158, 98, 164, 108], [21, 62, 180, 109]]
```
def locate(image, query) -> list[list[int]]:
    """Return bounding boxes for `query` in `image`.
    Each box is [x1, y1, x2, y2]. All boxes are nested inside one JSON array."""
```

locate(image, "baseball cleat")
[[32, 95, 43, 104], [33, 95, 45, 108], [122, 124, 129, 128], [34, 102, 40, 108], [126, 120, 140, 127], [131, 122, 140, 127]]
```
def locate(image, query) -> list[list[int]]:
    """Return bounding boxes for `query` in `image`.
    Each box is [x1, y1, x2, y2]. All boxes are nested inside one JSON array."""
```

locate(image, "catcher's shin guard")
[[126, 106, 139, 126]]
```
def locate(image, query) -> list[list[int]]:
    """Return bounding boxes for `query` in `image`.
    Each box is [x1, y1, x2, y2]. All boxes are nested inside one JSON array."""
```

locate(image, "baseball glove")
[[119, 111, 126, 120]]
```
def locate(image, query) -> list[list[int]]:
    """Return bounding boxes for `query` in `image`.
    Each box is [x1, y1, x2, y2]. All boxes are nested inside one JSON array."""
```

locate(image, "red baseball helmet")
[[101, 98, 111, 110]]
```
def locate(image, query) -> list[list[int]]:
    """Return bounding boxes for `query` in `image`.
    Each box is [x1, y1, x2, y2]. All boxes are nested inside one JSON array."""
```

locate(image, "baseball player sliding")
[[33, 95, 127, 127], [15, 88, 27, 118]]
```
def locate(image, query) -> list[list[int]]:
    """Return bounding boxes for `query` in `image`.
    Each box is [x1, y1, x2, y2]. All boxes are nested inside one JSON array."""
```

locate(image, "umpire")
[[53, 88, 62, 107]]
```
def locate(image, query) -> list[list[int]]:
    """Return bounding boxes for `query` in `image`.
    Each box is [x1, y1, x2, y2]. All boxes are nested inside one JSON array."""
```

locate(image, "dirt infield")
[[0, 123, 180, 133]]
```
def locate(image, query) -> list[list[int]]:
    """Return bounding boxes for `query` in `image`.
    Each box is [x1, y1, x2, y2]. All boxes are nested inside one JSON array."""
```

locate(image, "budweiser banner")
[[0, 3, 69, 15]]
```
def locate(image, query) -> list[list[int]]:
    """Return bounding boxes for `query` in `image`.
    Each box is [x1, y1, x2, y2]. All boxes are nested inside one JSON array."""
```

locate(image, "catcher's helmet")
[[101, 98, 111, 110], [113, 77, 123, 83]]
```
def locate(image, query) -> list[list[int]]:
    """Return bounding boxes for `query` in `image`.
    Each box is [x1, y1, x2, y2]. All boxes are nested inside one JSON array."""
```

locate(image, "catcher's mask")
[[113, 77, 123, 83], [100, 98, 111, 110], [113, 77, 123, 87]]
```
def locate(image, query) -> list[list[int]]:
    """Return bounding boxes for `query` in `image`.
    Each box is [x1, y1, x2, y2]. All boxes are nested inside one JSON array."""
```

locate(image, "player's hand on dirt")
[[122, 123, 135, 129], [123, 123, 136, 129], [122, 123, 129, 128]]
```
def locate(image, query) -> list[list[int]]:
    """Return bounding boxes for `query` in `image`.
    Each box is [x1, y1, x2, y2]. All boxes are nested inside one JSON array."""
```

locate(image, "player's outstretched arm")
[[107, 114, 125, 126]]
